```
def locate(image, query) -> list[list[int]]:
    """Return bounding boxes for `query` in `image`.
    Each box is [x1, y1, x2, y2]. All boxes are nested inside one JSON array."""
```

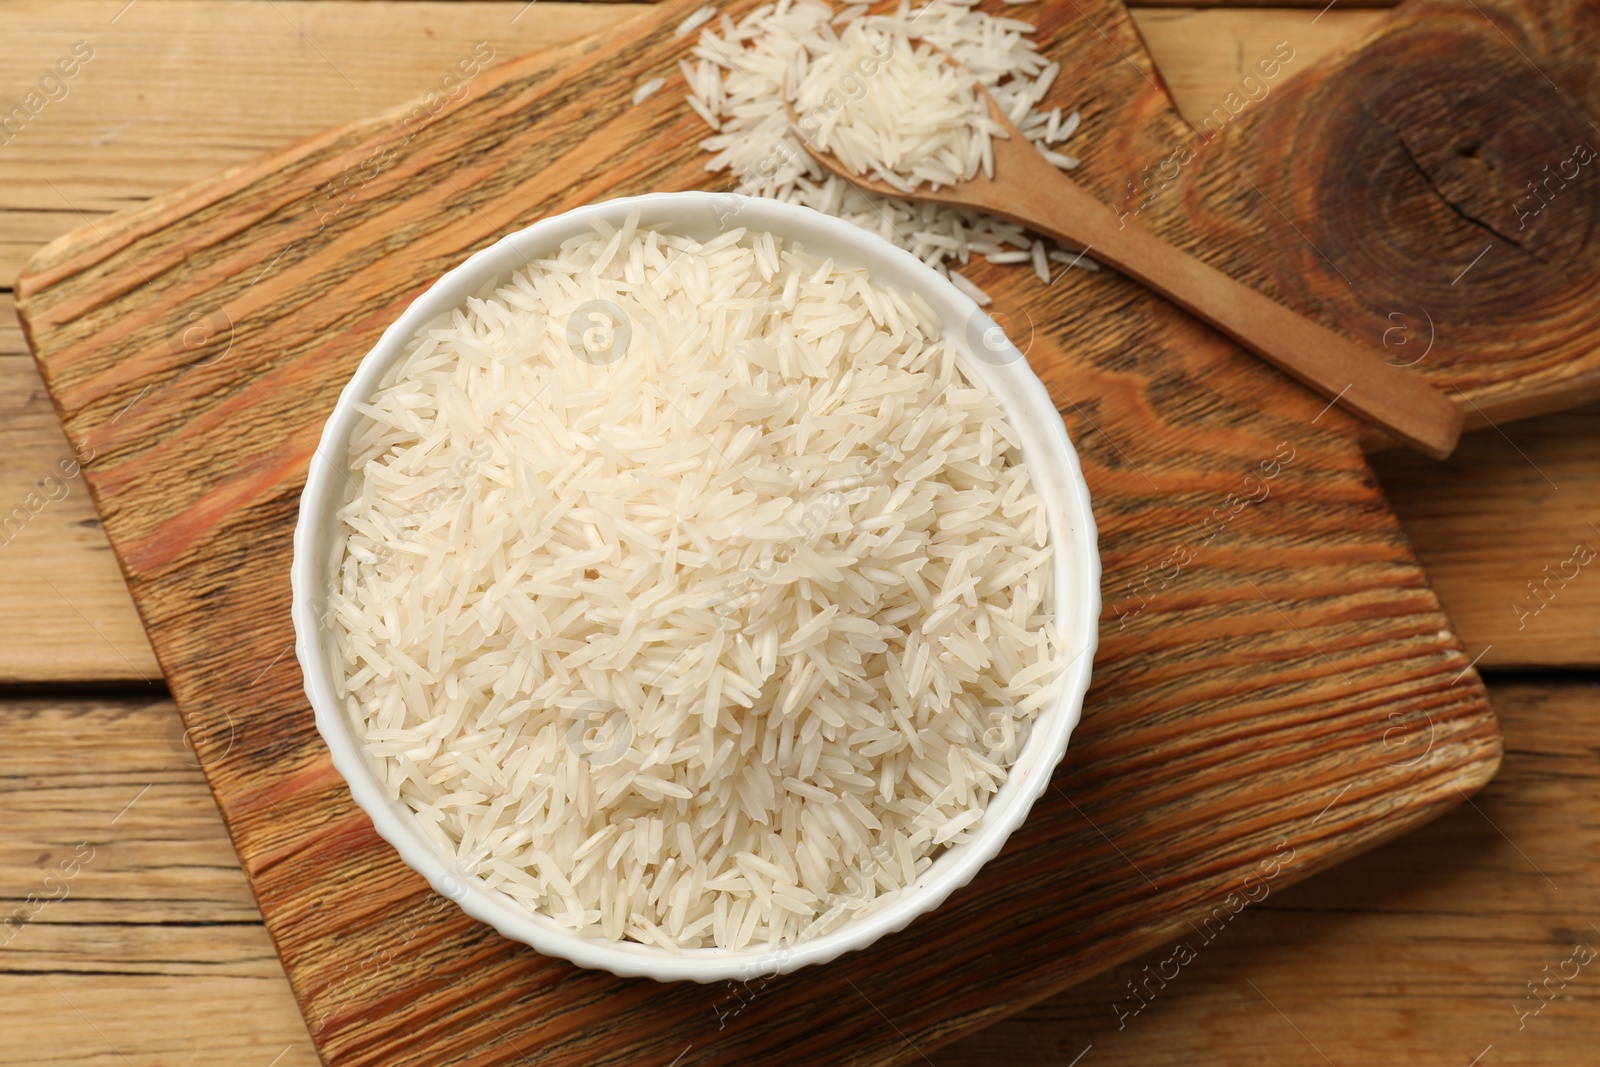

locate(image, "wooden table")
[[2, 3, 1595, 1063]]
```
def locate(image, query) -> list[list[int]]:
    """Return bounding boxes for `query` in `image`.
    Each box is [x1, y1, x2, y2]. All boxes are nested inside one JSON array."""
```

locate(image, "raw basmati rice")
[[947, 269, 991, 305], [676, 5, 718, 38], [685, 0, 1094, 276], [633, 76, 667, 105], [328, 217, 1062, 951], [789, 21, 1006, 191]]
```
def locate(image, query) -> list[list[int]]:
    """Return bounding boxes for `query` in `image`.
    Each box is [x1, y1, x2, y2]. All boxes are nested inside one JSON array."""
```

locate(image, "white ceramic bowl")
[[292, 192, 1100, 984]]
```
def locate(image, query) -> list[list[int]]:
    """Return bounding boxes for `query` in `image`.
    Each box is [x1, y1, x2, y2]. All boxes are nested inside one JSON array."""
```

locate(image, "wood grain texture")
[[0, 295, 159, 683], [1371, 404, 1600, 667], [13, 2, 1506, 1065], [2, 683, 1587, 1067], [0, 1, 648, 283], [0, 697, 316, 1066], [1144, 0, 1600, 430]]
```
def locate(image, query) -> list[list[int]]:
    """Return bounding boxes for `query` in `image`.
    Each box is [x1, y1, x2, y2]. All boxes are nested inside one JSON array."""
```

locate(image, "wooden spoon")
[[782, 66, 1463, 460]]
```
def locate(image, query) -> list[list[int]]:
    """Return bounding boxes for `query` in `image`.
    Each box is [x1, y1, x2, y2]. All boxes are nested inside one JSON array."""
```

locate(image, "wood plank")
[[11, 0, 1500, 1064], [0, 976, 315, 1067], [0, 295, 159, 683], [1371, 405, 1600, 668], [0, 697, 314, 1066], [0, 1, 648, 283], [0, 682, 1581, 1066], [0, 698, 264, 922]]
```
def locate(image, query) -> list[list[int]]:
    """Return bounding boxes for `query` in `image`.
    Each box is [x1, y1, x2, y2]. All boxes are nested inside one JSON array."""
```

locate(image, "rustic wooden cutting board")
[[23, 0, 1587, 1061]]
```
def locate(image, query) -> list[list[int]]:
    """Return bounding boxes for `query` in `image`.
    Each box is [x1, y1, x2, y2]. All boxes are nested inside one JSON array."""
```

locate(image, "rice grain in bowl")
[[292, 192, 1098, 982]]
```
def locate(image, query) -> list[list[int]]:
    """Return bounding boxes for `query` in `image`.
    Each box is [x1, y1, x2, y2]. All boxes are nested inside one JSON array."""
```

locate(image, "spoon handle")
[[1016, 178, 1463, 459]]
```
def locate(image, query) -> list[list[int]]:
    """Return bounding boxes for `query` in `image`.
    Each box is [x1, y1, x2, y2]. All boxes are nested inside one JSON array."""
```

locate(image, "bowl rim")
[[291, 190, 1100, 983]]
